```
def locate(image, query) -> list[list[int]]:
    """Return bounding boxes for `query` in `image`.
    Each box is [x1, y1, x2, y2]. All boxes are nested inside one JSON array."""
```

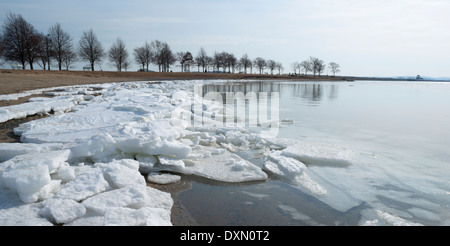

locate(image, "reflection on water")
[[202, 81, 339, 106]]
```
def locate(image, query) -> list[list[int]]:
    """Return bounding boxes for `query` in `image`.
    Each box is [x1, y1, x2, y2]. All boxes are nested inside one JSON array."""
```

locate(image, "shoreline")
[[1, 68, 422, 96], [0, 69, 446, 226]]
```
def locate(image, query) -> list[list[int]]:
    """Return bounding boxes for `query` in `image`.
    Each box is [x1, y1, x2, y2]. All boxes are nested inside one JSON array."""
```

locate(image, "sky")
[[1, 0, 450, 77]]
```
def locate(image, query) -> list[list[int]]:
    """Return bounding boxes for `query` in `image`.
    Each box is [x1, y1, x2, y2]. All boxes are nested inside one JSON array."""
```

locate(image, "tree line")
[[0, 12, 339, 75], [292, 57, 341, 77]]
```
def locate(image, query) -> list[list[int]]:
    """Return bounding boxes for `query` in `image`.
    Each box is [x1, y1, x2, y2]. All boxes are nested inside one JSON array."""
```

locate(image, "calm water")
[[176, 80, 450, 226]]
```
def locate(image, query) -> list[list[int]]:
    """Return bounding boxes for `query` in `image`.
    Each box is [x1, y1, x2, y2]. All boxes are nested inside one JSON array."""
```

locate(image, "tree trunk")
[[91, 62, 95, 71]]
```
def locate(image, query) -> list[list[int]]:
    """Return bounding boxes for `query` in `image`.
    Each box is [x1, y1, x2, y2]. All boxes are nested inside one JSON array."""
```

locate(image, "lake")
[[176, 80, 450, 226]]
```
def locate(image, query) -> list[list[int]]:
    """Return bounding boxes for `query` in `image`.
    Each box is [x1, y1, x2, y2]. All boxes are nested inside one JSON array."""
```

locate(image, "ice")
[[0, 142, 64, 162], [1, 150, 70, 174], [2, 165, 51, 203], [147, 172, 181, 184], [69, 134, 118, 163], [56, 167, 110, 201], [39, 198, 86, 224], [54, 164, 76, 183], [280, 141, 355, 167], [141, 207, 172, 226], [135, 154, 158, 174], [0, 95, 81, 123], [174, 145, 267, 183], [263, 151, 326, 196], [277, 204, 322, 225], [82, 186, 148, 215], [0, 188, 53, 226], [65, 214, 104, 226], [375, 210, 423, 226], [263, 151, 307, 182], [0, 90, 40, 101], [0, 79, 363, 225], [103, 207, 147, 226], [98, 160, 146, 188], [1, 150, 70, 203]]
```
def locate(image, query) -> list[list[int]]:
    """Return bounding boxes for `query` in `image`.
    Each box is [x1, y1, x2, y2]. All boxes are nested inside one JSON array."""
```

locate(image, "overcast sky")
[[1, 0, 450, 77]]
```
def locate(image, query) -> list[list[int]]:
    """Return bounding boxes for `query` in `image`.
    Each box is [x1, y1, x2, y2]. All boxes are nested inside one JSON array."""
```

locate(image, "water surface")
[[177, 80, 450, 226]]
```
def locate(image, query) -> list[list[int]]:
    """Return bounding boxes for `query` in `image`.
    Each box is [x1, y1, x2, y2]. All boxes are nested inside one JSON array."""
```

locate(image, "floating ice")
[[180, 145, 268, 183], [280, 141, 355, 167], [375, 210, 423, 226], [263, 151, 326, 196], [147, 172, 181, 184]]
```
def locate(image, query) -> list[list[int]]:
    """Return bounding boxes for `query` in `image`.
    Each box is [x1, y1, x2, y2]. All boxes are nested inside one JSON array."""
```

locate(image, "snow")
[[0, 79, 423, 226]]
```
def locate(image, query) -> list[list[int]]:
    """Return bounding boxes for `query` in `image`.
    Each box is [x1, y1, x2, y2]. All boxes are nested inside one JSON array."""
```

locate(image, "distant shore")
[[2, 68, 449, 97], [0, 69, 409, 96]]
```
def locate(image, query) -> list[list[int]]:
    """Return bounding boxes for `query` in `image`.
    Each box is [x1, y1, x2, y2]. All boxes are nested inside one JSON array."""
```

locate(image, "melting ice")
[[0, 80, 444, 226]]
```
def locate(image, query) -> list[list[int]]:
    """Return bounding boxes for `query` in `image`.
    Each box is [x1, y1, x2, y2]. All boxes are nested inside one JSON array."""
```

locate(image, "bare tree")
[[253, 57, 266, 74], [122, 59, 131, 72], [205, 56, 213, 73], [43, 34, 52, 70], [300, 60, 312, 75], [24, 30, 42, 70], [276, 62, 284, 75], [309, 56, 325, 76], [182, 52, 194, 72], [48, 23, 74, 70], [329, 62, 340, 76], [108, 38, 129, 71], [239, 54, 251, 74], [194, 55, 202, 72], [151, 40, 166, 72], [0, 35, 4, 66], [176, 51, 194, 72], [213, 52, 223, 72], [157, 42, 175, 72], [267, 59, 276, 75], [62, 48, 77, 70], [196, 47, 209, 72], [1, 13, 41, 69], [223, 52, 237, 73], [291, 62, 299, 74], [133, 41, 153, 72], [78, 29, 105, 71], [37, 33, 50, 70], [316, 59, 326, 76]]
